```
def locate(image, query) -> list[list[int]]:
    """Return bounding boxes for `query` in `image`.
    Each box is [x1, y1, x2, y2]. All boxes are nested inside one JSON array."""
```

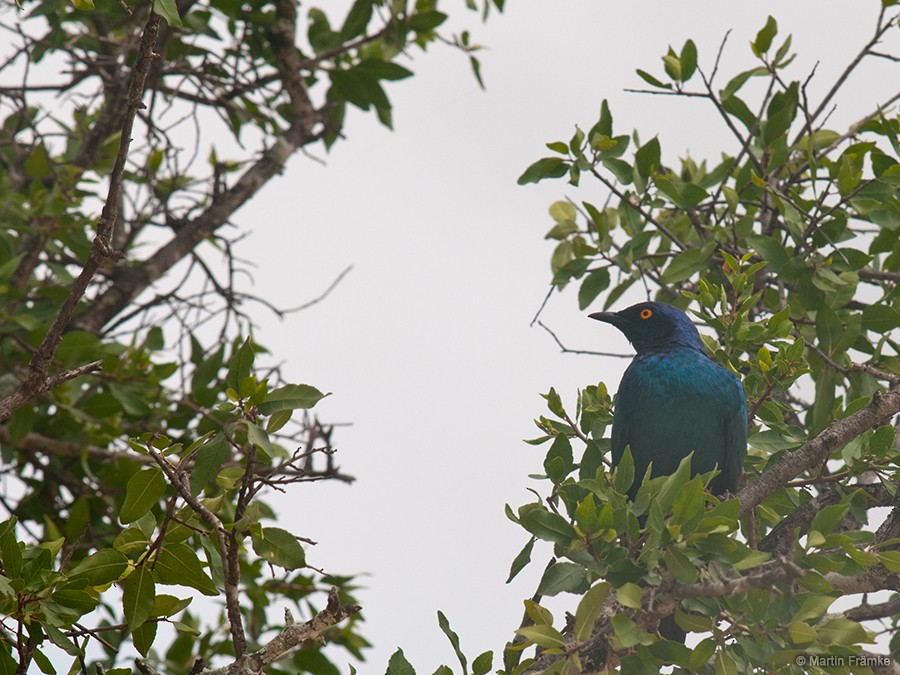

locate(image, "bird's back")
[[611, 346, 746, 498]]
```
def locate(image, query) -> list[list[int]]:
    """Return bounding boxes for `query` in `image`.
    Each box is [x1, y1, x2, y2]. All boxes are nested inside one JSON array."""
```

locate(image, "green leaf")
[[816, 617, 871, 645], [0, 520, 23, 579], [661, 244, 715, 284], [521, 509, 577, 547], [595, 99, 613, 137], [122, 566, 155, 630], [810, 503, 850, 535], [385, 649, 416, 675], [516, 624, 566, 649], [266, 408, 293, 433], [680, 40, 697, 81], [340, 0, 372, 39], [544, 434, 573, 483], [731, 550, 771, 571], [753, 16, 778, 56], [573, 582, 610, 641], [31, 648, 55, 674], [837, 154, 863, 196], [611, 614, 642, 648], [152, 594, 192, 618], [108, 381, 151, 416], [518, 157, 569, 185], [616, 582, 643, 610], [437, 611, 466, 672], [0, 645, 16, 673], [153, 0, 183, 27], [120, 469, 166, 524], [602, 158, 634, 184], [536, 561, 589, 596], [133, 619, 157, 657], [544, 387, 565, 417], [68, 548, 128, 585], [524, 599, 554, 626], [226, 338, 256, 390], [662, 54, 681, 81], [653, 453, 695, 514], [258, 383, 328, 414], [715, 649, 739, 675], [578, 268, 611, 310], [613, 446, 635, 494], [635, 137, 661, 179], [763, 82, 798, 143], [24, 143, 52, 178], [672, 475, 705, 531], [691, 639, 717, 670], [815, 305, 843, 355], [862, 304, 900, 332], [793, 594, 836, 622], [472, 651, 492, 675], [721, 66, 768, 99], [546, 141, 569, 154], [789, 620, 817, 644], [878, 551, 900, 572], [190, 434, 229, 496], [635, 69, 671, 89], [408, 9, 447, 33], [252, 527, 306, 570], [155, 543, 219, 595], [550, 200, 576, 223], [246, 422, 276, 459], [357, 59, 414, 82], [506, 537, 535, 583], [665, 546, 698, 584]]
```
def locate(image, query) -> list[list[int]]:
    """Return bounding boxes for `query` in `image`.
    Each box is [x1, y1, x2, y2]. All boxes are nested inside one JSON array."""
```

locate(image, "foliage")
[[396, 5, 900, 674], [0, 0, 501, 672]]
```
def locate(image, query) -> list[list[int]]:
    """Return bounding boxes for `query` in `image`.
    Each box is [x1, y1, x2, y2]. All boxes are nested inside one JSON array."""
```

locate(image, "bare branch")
[[198, 586, 361, 675]]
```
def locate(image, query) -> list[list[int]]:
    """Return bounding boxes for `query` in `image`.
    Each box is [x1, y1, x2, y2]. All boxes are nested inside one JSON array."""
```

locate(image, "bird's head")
[[589, 302, 706, 354]]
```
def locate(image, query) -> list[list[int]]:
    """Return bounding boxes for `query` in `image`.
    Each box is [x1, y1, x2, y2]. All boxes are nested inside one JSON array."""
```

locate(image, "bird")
[[590, 301, 747, 498], [590, 301, 747, 641]]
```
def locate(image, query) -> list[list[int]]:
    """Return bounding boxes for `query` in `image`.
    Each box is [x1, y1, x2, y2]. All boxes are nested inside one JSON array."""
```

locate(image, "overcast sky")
[[232, 2, 895, 671]]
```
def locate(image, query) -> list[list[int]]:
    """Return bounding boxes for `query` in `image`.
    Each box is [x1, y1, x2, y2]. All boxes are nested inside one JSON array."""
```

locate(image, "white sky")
[[230, 1, 899, 671]]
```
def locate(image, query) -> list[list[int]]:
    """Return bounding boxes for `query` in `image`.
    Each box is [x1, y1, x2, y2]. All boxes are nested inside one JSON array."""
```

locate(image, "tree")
[[0, 0, 501, 672], [391, 4, 900, 674]]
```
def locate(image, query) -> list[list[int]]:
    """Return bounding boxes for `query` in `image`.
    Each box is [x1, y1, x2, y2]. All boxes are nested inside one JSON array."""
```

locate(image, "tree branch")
[[0, 11, 162, 421], [198, 586, 361, 675], [72, 0, 324, 336], [145, 442, 248, 655], [738, 385, 900, 514]]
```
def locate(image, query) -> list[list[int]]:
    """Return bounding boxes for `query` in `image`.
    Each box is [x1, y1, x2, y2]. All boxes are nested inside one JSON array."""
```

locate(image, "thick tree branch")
[[843, 596, 900, 622], [72, 0, 322, 336], [198, 586, 361, 675], [738, 385, 900, 514], [825, 565, 900, 595], [0, 424, 150, 462]]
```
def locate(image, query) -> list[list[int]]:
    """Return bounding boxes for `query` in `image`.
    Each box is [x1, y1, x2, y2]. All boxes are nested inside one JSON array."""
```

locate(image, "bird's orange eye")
[[640, 308, 653, 320]]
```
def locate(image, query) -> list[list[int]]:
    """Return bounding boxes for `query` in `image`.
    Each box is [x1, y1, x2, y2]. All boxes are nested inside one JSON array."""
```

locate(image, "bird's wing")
[[719, 374, 748, 494]]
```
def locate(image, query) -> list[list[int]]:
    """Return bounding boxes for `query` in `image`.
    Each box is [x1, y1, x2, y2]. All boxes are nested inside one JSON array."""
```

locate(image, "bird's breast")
[[612, 347, 744, 485]]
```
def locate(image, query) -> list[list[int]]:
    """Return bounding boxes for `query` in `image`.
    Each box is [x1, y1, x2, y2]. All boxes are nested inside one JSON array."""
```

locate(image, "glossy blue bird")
[[590, 302, 747, 642], [590, 302, 747, 500]]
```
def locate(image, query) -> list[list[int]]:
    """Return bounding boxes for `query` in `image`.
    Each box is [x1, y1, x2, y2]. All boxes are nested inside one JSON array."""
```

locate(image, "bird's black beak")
[[589, 311, 622, 326]]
